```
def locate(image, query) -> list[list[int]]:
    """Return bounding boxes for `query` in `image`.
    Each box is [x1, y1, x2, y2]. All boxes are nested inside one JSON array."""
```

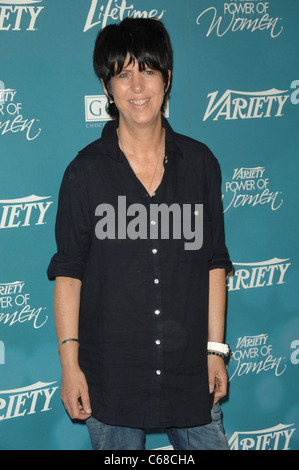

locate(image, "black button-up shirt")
[[47, 116, 232, 429]]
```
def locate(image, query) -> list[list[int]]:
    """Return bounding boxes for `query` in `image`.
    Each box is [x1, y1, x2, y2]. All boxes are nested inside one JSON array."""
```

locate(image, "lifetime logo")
[[0, 0, 44, 31], [83, 0, 165, 32]]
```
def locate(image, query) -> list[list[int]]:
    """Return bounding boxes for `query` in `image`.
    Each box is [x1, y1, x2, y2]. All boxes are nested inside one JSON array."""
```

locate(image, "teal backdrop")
[[0, 0, 298, 450]]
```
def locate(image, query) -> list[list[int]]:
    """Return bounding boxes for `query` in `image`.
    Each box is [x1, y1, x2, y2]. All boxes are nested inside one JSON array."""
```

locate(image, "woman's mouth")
[[129, 98, 150, 106]]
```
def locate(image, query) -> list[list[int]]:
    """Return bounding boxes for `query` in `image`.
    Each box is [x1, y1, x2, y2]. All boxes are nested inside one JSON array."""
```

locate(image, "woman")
[[48, 18, 232, 450]]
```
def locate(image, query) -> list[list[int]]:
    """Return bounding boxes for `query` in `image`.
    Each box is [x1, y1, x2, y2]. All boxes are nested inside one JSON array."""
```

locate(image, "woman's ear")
[[101, 79, 114, 103], [100, 79, 108, 97], [164, 70, 172, 94]]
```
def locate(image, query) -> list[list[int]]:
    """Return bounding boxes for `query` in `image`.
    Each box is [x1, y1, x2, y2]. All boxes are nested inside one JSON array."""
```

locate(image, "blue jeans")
[[86, 402, 229, 450]]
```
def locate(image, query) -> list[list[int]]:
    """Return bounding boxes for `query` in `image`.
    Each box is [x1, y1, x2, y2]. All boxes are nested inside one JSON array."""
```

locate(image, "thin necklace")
[[117, 129, 165, 197]]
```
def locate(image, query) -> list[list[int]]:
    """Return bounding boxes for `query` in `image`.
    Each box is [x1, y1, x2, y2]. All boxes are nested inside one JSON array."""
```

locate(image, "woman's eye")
[[118, 72, 130, 79]]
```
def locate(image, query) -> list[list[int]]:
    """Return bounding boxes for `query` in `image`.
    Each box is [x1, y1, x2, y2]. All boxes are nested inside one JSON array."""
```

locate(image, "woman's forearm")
[[208, 268, 227, 343], [54, 276, 82, 369]]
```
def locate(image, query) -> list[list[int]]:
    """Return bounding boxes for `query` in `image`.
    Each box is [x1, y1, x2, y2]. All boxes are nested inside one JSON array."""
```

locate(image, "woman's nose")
[[130, 72, 144, 93]]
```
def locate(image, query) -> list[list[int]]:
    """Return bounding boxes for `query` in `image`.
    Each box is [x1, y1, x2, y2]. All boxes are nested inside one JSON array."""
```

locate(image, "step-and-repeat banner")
[[1, 0, 298, 450]]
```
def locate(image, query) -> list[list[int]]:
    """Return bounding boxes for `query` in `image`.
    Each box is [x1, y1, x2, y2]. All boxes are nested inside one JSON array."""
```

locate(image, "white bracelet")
[[207, 341, 230, 356]]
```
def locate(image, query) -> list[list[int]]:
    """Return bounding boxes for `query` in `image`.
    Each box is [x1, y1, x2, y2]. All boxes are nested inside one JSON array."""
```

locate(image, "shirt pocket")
[[174, 200, 212, 261]]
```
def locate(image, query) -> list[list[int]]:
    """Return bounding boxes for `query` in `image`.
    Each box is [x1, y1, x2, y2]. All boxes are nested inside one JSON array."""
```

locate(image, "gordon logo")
[[229, 333, 287, 380], [0, 83, 41, 140], [0, 280, 48, 329], [0, 381, 58, 420], [0, 0, 44, 31], [224, 166, 283, 213], [84, 0, 166, 32], [196, 1, 283, 38], [227, 258, 291, 291], [0, 195, 52, 229], [85, 95, 111, 125], [228, 423, 296, 450]]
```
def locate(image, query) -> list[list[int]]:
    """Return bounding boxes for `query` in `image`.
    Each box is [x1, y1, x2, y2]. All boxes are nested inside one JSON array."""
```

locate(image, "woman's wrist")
[[58, 339, 80, 369]]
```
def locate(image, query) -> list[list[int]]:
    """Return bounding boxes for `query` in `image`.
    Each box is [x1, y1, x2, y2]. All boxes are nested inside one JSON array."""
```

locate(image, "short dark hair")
[[93, 18, 173, 119]]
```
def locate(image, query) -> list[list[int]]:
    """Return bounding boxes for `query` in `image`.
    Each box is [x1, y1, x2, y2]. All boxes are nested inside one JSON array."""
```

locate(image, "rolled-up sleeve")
[[207, 151, 233, 275], [47, 157, 91, 281]]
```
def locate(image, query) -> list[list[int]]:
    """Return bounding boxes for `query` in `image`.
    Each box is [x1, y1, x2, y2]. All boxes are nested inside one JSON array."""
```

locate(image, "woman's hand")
[[208, 354, 228, 405], [60, 365, 92, 420]]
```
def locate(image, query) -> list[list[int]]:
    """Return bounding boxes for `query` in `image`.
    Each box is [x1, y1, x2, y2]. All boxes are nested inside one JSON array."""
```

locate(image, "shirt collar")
[[101, 114, 183, 161]]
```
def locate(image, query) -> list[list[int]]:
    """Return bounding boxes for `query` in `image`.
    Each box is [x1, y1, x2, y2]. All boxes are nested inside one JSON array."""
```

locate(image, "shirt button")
[[154, 309, 160, 315], [152, 248, 158, 254], [154, 279, 159, 284], [156, 370, 161, 375], [151, 220, 156, 225], [155, 339, 161, 345]]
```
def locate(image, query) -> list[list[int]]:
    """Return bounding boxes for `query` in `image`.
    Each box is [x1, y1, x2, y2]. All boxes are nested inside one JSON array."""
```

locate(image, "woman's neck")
[[117, 116, 166, 197], [117, 115, 164, 159]]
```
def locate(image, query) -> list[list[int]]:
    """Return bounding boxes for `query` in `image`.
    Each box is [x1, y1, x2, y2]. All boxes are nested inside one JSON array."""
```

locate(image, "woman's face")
[[104, 55, 170, 129]]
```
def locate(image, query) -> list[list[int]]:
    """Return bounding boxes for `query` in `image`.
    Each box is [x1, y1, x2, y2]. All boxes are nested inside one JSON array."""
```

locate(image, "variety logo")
[[0, 195, 53, 229], [84, 0, 166, 32], [0, 381, 59, 420], [0, 82, 41, 140], [229, 333, 287, 380], [223, 166, 283, 213], [0, 280, 48, 329], [228, 423, 296, 450], [203, 82, 299, 122], [196, 1, 283, 38], [0, 0, 44, 31], [227, 258, 291, 291]]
